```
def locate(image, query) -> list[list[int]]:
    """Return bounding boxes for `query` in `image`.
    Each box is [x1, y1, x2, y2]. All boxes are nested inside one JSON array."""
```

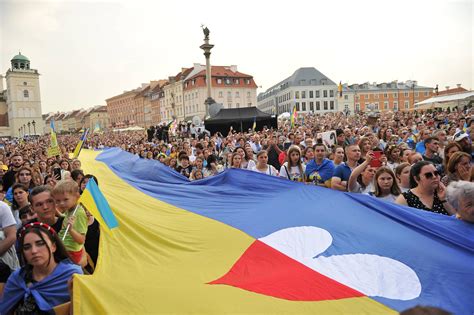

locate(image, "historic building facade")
[[0, 53, 44, 137]]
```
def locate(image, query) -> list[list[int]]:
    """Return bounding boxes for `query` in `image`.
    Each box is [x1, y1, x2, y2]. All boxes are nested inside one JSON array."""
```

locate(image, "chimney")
[[457, 84, 461, 88], [230, 65, 238, 73]]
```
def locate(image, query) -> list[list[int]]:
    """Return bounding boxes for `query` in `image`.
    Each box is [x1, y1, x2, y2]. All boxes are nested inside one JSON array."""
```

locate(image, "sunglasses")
[[422, 171, 440, 179]]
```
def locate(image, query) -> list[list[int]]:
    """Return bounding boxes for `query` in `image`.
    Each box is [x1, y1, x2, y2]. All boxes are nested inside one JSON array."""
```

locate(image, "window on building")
[[235, 79, 240, 84], [323, 90, 328, 98], [302, 91, 306, 99], [217, 78, 222, 84], [295, 91, 300, 99], [228, 103, 232, 108], [384, 101, 388, 110], [393, 101, 398, 110], [315, 90, 320, 98], [219, 91, 223, 98], [344, 95, 348, 100], [355, 103, 360, 111], [404, 101, 409, 109], [246, 79, 251, 84], [302, 102, 306, 111], [236, 103, 240, 108], [394, 93, 398, 98], [225, 78, 231, 85], [310, 101, 314, 111], [404, 92, 409, 97], [415, 92, 419, 97], [227, 91, 232, 98], [355, 95, 359, 100], [330, 101, 334, 110], [316, 101, 320, 110], [309, 91, 313, 98], [424, 91, 429, 96], [330, 90, 334, 97], [23, 90, 29, 98], [247, 91, 251, 98], [384, 93, 388, 98], [236, 91, 240, 98], [23, 82, 27, 86], [375, 94, 379, 99], [296, 102, 300, 111], [374, 103, 379, 110], [323, 101, 328, 110]]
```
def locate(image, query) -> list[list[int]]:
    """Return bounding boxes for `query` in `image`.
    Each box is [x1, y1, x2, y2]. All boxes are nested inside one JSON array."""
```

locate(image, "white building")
[[0, 53, 45, 137], [257, 67, 338, 115]]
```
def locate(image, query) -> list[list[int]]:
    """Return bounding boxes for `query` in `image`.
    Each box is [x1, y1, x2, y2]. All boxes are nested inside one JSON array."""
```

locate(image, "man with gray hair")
[[447, 180, 474, 223]]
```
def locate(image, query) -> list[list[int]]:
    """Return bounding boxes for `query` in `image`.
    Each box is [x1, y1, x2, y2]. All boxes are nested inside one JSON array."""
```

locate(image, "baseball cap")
[[1, 165, 7, 171]]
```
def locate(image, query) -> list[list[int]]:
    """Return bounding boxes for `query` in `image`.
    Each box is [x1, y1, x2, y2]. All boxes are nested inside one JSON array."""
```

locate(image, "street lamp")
[[27, 121, 31, 136], [32, 120, 36, 135]]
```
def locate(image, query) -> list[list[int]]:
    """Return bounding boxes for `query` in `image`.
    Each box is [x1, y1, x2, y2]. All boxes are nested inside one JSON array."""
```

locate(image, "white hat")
[[454, 131, 468, 142]]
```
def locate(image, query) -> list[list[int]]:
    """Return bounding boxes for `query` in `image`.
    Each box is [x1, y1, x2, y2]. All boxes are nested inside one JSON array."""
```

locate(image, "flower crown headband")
[[19, 221, 57, 239]]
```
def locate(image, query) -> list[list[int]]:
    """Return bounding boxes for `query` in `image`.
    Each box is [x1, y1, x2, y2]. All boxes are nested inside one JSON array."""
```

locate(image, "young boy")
[[52, 180, 88, 265]]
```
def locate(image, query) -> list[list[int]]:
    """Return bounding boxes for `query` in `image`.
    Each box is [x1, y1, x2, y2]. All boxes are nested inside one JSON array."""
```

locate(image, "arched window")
[[23, 90, 29, 98]]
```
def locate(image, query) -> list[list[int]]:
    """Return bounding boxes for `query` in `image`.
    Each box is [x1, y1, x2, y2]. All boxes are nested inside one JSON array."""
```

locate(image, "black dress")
[[402, 190, 449, 215]]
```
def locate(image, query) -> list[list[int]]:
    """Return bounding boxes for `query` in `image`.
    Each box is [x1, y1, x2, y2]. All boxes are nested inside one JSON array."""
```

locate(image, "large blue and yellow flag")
[[75, 148, 474, 314], [72, 128, 89, 159]]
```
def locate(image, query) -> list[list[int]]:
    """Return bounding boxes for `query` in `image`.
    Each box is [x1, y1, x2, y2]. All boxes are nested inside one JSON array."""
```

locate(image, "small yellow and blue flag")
[[252, 117, 257, 131], [79, 178, 118, 233], [290, 106, 297, 129], [73, 128, 89, 159]]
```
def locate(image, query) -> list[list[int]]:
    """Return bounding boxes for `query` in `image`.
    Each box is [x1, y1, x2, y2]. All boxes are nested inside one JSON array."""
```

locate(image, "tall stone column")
[[200, 26, 216, 118]]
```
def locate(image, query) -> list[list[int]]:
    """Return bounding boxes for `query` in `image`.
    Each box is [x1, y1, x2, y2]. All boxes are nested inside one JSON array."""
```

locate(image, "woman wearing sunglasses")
[[395, 161, 455, 215]]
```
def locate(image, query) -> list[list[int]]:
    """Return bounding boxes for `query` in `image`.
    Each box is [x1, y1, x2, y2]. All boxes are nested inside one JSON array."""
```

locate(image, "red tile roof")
[[437, 87, 467, 96]]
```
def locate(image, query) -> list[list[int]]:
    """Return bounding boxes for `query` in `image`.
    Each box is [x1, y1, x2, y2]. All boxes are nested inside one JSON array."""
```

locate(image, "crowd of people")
[[0, 107, 473, 313]]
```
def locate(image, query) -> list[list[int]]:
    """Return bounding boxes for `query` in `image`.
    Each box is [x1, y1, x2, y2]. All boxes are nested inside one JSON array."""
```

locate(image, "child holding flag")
[[53, 180, 88, 266]]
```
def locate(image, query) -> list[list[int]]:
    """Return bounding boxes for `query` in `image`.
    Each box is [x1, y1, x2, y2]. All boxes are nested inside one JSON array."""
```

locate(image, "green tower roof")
[[11, 52, 30, 62]]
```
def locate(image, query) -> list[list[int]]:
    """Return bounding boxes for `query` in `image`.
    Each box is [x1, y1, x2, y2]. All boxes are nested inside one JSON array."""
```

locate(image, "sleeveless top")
[[402, 190, 449, 215]]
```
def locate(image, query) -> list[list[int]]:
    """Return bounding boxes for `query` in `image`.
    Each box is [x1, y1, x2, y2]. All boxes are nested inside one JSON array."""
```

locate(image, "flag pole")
[[61, 204, 81, 241]]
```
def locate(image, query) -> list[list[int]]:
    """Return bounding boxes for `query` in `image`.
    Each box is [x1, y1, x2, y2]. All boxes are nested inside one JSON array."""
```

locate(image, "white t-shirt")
[[350, 181, 374, 195], [279, 162, 306, 182], [0, 201, 16, 229], [250, 165, 278, 176]]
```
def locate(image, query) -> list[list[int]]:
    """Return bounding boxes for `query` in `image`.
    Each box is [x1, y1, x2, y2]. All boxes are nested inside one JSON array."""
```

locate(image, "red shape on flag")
[[209, 240, 365, 301]]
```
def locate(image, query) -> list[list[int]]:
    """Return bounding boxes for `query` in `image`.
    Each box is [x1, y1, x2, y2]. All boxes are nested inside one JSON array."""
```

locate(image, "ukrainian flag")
[[290, 106, 297, 129], [79, 177, 118, 233], [73, 149, 474, 314], [72, 128, 89, 158]]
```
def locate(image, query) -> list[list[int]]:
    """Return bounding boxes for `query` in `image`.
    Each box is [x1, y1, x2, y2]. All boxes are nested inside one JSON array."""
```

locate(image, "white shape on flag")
[[259, 226, 421, 301]]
